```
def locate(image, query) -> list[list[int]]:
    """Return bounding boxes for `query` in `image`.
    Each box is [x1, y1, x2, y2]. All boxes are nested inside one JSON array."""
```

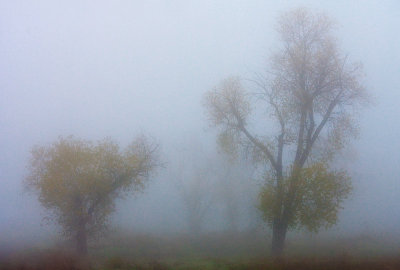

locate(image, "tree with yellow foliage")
[[26, 135, 160, 256], [204, 8, 368, 257]]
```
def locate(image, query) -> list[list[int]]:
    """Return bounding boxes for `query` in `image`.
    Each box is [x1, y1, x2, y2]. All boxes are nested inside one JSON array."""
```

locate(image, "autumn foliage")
[[25, 135, 160, 255]]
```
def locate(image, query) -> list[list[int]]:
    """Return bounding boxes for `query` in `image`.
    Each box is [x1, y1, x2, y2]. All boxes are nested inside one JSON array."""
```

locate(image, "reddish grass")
[[1, 251, 400, 270], [228, 257, 400, 270], [0, 250, 88, 270]]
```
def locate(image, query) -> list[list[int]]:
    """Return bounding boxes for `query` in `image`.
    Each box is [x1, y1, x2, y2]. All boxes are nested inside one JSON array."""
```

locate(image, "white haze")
[[0, 0, 399, 247]]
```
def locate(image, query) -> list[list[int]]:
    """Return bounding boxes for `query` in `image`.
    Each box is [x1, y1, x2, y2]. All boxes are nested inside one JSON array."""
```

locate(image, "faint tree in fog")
[[25, 135, 160, 256], [180, 168, 214, 234], [173, 149, 215, 234], [204, 8, 368, 257], [217, 164, 240, 231], [214, 148, 254, 232], [216, 136, 263, 232]]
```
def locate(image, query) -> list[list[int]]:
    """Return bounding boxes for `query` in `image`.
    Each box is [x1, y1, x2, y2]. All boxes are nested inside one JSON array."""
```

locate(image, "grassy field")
[[1, 231, 399, 269]]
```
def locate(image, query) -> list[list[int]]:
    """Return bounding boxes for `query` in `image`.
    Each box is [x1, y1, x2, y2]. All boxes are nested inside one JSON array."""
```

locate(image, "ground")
[[1, 231, 399, 269]]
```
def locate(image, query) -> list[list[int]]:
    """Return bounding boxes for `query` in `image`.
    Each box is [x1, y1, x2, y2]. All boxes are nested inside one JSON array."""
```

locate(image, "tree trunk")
[[76, 222, 88, 256], [271, 220, 287, 258]]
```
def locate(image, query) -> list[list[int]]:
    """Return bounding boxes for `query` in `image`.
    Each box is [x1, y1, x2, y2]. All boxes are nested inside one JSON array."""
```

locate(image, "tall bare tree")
[[204, 8, 368, 256]]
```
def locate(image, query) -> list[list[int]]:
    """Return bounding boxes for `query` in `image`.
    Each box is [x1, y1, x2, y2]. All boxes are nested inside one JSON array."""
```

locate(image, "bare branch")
[[239, 124, 278, 171]]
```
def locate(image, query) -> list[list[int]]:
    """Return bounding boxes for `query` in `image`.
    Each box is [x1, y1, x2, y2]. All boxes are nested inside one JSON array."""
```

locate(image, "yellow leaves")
[[258, 175, 278, 228], [25, 135, 160, 236], [258, 163, 352, 232], [293, 163, 352, 232], [217, 130, 239, 163], [204, 77, 251, 129]]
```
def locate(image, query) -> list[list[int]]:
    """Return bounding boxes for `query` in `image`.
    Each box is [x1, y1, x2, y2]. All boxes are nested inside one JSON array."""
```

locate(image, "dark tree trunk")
[[271, 219, 288, 258], [76, 222, 88, 256]]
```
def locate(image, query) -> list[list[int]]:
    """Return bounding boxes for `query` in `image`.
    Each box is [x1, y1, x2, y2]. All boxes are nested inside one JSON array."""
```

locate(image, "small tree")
[[173, 150, 215, 234], [204, 8, 368, 256], [180, 168, 214, 234], [214, 146, 255, 232], [26, 135, 160, 256]]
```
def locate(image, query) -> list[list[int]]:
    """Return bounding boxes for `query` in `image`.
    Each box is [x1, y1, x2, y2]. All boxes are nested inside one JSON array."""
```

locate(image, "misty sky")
[[1, 0, 400, 243]]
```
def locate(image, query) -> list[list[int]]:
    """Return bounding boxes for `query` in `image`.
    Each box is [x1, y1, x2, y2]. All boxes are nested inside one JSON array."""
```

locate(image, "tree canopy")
[[26, 135, 160, 255]]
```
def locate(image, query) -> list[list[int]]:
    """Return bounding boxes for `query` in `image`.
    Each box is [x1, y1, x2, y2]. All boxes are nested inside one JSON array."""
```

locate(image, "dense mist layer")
[[1, 0, 399, 260]]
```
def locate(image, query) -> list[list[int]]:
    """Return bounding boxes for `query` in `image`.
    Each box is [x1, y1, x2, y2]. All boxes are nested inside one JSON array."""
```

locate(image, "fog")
[[1, 0, 399, 256]]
